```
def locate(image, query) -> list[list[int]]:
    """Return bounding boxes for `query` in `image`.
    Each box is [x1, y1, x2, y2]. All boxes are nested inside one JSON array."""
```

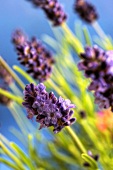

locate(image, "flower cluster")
[[74, 0, 98, 23], [12, 30, 55, 82], [28, 0, 67, 26], [23, 83, 76, 133], [78, 46, 113, 111]]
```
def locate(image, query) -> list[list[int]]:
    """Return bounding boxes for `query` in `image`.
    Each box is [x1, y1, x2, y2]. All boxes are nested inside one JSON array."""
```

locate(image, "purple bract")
[[12, 30, 55, 82]]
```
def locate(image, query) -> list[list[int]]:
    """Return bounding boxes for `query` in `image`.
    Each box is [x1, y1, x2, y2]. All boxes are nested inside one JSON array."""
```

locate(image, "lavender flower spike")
[[74, 0, 98, 23], [78, 45, 113, 111], [28, 0, 67, 26], [23, 83, 76, 133], [12, 30, 55, 82]]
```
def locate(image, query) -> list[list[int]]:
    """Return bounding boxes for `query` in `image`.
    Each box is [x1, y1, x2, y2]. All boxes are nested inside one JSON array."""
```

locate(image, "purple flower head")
[[78, 46, 113, 111], [74, 0, 98, 23], [12, 30, 55, 82], [78, 46, 106, 80], [23, 83, 76, 133], [28, 0, 67, 26]]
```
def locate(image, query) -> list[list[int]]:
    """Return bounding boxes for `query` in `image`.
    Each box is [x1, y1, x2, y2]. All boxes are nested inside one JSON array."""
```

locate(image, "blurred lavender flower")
[[12, 30, 55, 82], [0, 63, 13, 85], [0, 61, 13, 105], [78, 46, 106, 80], [0, 86, 11, 106], [23, 83, 76, 133], [12, 29, 27, 46], [74, 0, 98, 23], [78, 46, 113, 111], [27, 0, 67, 26]]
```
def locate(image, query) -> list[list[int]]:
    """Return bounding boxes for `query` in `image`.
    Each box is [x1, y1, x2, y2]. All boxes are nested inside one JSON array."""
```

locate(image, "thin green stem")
[[0, 158, 20, 170], [10, 82, 23, 96], [8, 103, 28, 137], [81, 120, 112, 168], [10, 142, 35, 170], [0, 57, 25, 90], [0, 142, 25, 170], [83, 27, 92, 46], [45, 79, 67, 98], [66, 126, 86, 154], [92, 21, 108, 40], [9, 128, 26, 146], [0, 88, 23, 105], [92, 21, 113, 49], [81, 120, 105, 150], [62, 23, 84, 55], [13, 65, 36, 85], [9, 102, 35, 134], [0, 134, 10, 147], [82, 153, 98, 169], [48, 143, 77, 166]]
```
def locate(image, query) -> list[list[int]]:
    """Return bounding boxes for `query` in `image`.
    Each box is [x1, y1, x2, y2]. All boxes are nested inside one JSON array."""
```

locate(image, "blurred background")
[[0, 0, 113, 169]]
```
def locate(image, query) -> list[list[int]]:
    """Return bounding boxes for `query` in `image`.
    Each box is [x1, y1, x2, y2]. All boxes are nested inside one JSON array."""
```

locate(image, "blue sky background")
[[1, 0, 113, 169]]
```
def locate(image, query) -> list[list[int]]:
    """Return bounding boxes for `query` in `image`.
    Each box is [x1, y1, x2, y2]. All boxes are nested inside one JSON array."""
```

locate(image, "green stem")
[[45, 79, 67, 98], [8, 103, 28, 137], [92, 21, 113, 49], [1, 142, 25, 170], [81, 120, 105, 150], [9, 128, 26, 146], [66, 126, 86, 154], [9, 103, 35, 135], [0, 158, 20, 170], [0, 57, 25, 90], [10, 82, 23, 96], [10, 142, 35, 170], [0, 134, 10, 146], [13, 65, 36, 85], [62, 23, 84, 55], [0, 88, 23, 105], [48, 143, 77, 166], [82, 153, 98, 169], [92, 21, 108, 40], [81, 120, 111, 167], [83, 26, 92, 46]]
